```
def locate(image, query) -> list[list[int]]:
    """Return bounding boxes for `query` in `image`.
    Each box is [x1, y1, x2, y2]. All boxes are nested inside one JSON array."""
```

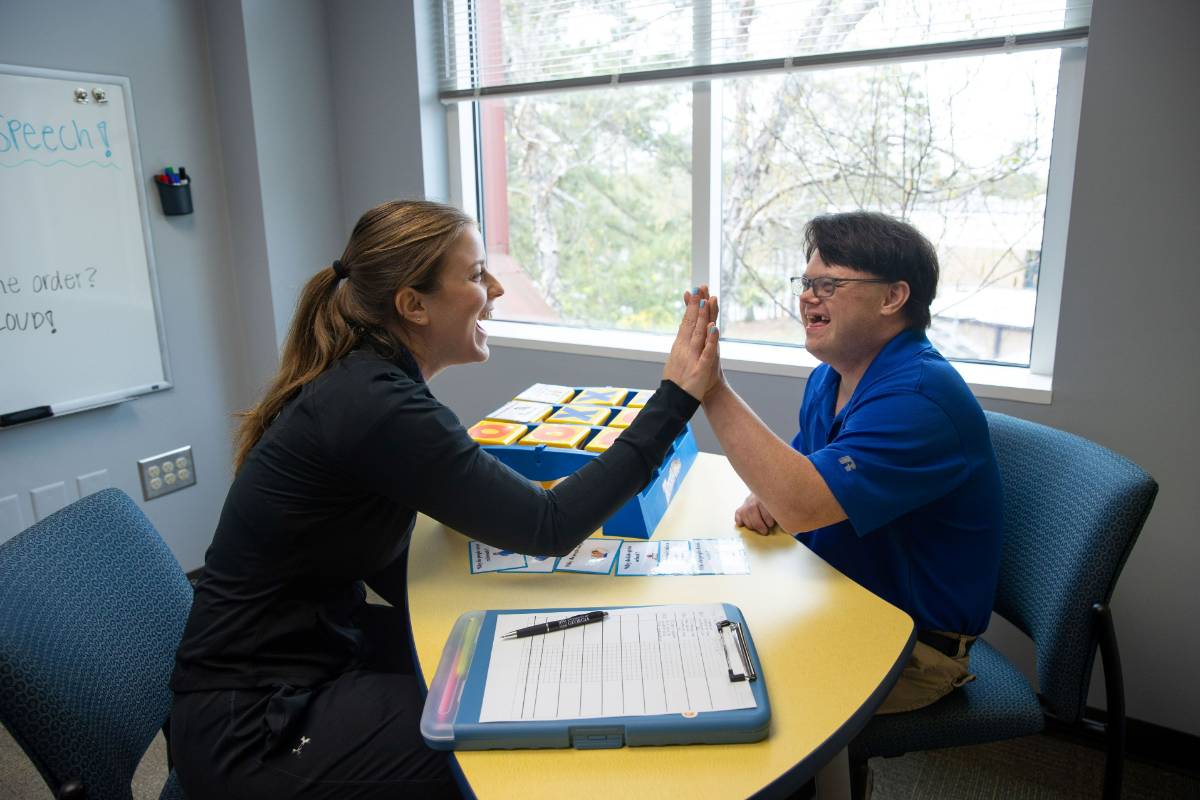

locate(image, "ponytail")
[[232, 200, 476, 471], [232, 266, 358, 470]]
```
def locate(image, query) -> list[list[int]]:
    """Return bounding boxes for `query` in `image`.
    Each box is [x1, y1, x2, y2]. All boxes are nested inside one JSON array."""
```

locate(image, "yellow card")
[[627, 389, 655, 408], [573, 387, 629, 406], [546, 404, 610, 426], [584, 427, 623, 453], [520, 424, 590, 449], [609, 407, 640, 428], [467, 420, 527, 445]]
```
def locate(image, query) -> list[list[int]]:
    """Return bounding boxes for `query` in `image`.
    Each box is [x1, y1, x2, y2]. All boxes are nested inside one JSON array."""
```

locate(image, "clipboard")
[[420, 602, 770, 750]]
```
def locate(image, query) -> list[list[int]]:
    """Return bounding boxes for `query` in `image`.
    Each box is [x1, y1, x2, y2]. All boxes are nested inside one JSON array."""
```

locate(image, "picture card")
[[694, 538, 750, 575], [468, 541, 529, 574], [555, 538, 622, 574], [503, 554, 558, 573], [514, 383, 576, 404], [649, 539, 697, 575], [486, 400, 553, 424], [615, 540, 661, 576]]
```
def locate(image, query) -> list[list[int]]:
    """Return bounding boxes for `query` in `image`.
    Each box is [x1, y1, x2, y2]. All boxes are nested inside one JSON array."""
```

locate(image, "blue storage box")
[[481, 389, 697, 539]]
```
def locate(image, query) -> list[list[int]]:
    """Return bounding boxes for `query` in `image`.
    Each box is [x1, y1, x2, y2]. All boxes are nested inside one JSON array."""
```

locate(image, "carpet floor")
[[3, 724, 1197, 798]]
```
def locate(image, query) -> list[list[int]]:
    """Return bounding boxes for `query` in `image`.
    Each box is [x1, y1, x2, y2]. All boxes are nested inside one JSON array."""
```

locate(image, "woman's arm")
[[356, 290, 716, 556]]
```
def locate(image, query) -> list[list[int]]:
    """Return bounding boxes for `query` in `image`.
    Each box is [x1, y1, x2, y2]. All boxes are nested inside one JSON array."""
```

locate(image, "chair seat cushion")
[[851, 638, 1045, 760]]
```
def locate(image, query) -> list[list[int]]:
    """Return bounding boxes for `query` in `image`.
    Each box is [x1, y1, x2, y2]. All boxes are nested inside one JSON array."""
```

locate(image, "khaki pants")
[[877, 632, 976, 715]]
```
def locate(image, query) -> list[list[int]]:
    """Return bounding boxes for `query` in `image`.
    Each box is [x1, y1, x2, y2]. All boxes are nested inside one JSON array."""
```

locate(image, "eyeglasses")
[[790, 275, 892, 298]]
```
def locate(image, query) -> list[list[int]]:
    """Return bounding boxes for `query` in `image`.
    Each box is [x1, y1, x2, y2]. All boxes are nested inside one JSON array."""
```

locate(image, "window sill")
[[482, 320, 1052, 405]]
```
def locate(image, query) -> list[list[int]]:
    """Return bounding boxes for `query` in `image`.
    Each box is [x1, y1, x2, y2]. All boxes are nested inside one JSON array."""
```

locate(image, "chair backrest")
[[0, 488, 193, 800], [986, 412, 1157, 723]]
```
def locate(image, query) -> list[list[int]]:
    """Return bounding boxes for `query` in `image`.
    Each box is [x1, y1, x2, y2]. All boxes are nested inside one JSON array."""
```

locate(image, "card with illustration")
[[694, 538, 751, 575], [615, 540, 661, 576], [468, 541, 529, 574], [514, 383, 576, 404], [555, 538, 622, 574], [649, 539, 697, 575], [503, 554, 558, 573]]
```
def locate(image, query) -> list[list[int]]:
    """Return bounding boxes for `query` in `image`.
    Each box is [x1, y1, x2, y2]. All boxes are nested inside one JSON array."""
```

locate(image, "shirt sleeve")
[[351, 379, 698, 556], [806, 390, 970, 536]]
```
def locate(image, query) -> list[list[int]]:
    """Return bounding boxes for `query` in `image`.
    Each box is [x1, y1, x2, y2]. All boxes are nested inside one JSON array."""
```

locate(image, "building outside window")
[[436, 0, 1089, 373]]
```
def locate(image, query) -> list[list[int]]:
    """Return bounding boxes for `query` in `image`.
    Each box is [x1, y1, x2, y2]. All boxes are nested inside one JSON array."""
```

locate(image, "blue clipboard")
[[420, 603, 770, 750]]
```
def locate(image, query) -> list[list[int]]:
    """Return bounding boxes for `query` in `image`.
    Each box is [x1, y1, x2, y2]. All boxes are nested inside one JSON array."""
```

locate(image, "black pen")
[[501, 611, 608, 640]]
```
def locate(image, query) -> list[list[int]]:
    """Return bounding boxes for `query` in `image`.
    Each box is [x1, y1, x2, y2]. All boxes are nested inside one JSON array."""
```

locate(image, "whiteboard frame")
[[1, 63, 172, 427]]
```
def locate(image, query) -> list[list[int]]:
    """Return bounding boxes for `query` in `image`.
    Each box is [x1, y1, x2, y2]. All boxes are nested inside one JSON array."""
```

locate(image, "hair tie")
[[331, 259, 349, 281]]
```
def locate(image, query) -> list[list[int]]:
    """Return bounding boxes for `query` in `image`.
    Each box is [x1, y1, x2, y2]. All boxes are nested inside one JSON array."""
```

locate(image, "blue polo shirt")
[[792, 330, 1002, 635]]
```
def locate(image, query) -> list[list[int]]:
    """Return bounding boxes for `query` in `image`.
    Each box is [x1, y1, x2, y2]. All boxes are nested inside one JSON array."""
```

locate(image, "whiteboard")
[[0, 64, 170, 427]]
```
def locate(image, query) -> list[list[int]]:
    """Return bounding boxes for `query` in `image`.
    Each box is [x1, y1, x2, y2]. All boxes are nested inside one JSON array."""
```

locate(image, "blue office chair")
[[0, 488, 193, 800], [849, 412, 1157, 800]]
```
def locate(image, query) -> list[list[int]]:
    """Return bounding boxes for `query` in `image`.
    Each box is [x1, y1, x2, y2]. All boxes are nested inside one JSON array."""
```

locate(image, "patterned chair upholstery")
[[849, 412, 1158, 800], [0, 488, 192, 800]]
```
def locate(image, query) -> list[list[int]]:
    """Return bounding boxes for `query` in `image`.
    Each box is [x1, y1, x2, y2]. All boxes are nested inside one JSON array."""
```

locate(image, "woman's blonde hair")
[[233, 199, 476, 470]]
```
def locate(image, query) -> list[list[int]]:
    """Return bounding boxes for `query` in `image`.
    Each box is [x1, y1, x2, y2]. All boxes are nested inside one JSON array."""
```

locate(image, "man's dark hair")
[[802, 211, 939, 330]]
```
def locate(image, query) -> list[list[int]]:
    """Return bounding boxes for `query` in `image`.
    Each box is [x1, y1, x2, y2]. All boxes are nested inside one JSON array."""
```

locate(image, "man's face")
[[800, 251, 896, 369]]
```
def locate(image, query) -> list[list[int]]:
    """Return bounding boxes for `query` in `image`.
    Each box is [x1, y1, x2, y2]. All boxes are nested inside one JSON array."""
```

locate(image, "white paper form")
[[478, 604, 755, 722]]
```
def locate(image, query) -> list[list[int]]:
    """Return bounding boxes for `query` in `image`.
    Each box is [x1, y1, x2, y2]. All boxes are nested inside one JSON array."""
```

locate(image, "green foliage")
[[504, 86, 692, 333]]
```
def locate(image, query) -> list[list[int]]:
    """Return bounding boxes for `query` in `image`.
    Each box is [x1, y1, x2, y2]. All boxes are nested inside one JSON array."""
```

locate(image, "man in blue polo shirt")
[[697, 210, 1002, 715]]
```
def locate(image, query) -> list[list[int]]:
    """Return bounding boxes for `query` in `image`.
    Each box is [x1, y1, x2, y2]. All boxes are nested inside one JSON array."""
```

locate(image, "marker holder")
[[156, 179, 193, 216], [483, 404, 699, 539]]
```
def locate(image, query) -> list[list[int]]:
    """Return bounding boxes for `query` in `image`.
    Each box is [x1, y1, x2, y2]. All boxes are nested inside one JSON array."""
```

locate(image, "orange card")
[[519, 423, 589, 449]]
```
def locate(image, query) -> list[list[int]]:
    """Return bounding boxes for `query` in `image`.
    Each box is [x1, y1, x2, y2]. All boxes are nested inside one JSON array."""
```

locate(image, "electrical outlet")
[[137, 445, 196, 501]]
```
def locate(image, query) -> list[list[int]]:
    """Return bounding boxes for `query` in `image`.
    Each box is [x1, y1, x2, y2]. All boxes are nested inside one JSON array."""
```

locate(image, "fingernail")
[[709, 325, 719, 335], [692, 286, 699, 295], [699, 299, 706, 309]]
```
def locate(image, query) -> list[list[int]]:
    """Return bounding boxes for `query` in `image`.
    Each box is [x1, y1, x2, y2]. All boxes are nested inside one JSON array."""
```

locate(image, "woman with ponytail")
[[169, 200, 720, 798]]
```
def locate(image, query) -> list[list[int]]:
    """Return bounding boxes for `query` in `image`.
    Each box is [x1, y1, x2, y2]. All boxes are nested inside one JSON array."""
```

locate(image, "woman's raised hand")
[[662, 286, 722, 402]]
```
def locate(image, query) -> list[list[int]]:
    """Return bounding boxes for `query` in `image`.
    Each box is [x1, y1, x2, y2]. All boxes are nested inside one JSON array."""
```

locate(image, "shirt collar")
[[854, 328, 932, 396], [352, 341, 425, 383], [815, 328, 932, 412]]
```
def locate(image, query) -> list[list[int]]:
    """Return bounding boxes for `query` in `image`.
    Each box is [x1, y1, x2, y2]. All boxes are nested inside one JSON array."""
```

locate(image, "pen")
[[502, 610, 607, 640]]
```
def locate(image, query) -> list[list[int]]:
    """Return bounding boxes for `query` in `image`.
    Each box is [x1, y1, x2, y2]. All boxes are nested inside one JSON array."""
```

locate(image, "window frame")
[[442, 10, 1088, 405]]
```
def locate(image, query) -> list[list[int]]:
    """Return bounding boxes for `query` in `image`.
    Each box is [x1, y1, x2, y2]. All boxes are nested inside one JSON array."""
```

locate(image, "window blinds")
[[436, 0, 1090, 100]]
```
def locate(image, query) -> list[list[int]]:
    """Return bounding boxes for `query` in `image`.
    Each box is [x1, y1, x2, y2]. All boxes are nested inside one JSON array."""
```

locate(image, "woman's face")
[[417, 228, 504, 373]]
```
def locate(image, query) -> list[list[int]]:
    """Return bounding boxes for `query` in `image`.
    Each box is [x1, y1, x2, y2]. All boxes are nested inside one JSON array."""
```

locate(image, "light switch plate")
[[31, 482, 69, 520], [0, 494, 25, 542], [77, 469, 111, 498], [137, 445, 196, 500]]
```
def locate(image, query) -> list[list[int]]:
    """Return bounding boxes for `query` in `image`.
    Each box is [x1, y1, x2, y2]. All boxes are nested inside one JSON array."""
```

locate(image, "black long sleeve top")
[[171, 348, 698, 691]]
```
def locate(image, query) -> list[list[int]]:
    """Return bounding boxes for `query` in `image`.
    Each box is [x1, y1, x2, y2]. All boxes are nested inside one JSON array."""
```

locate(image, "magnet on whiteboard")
[[74, 87, 89, 103], [92, 88, 108, 104]]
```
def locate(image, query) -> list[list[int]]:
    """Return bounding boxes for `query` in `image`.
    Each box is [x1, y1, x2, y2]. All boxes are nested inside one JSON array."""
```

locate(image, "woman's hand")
[[662, 286, 722, 402]]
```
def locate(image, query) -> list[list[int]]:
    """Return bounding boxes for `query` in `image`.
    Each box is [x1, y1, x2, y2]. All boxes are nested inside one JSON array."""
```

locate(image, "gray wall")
[[203, 0, 346, 387], [0, 0, 1195, 736], [326, 0, 445, 231], [0, 0, 247, 570]]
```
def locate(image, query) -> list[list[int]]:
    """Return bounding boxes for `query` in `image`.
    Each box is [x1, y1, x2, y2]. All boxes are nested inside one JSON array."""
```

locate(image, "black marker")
[[501, 611, 608, 640], [0, 406, 53, 428]]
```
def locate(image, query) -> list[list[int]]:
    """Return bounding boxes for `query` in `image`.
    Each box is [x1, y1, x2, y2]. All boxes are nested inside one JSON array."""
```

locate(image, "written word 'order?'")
[[0, 269, 98, 295]]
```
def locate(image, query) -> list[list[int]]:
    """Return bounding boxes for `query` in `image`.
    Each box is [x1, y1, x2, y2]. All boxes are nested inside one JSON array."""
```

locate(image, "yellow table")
[[407, 453, 914, 799]]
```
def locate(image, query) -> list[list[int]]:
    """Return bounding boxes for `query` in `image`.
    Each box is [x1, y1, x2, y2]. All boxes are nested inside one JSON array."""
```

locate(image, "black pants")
[[170, 605, 462, 799]]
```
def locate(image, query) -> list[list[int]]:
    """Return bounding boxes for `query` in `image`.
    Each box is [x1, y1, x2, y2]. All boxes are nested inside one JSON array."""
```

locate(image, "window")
[[437, 0, 1089, 374]]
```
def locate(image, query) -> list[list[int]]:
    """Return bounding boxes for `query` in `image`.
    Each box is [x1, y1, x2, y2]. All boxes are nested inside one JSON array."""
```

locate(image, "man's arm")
[[703, 380, 847, 534]]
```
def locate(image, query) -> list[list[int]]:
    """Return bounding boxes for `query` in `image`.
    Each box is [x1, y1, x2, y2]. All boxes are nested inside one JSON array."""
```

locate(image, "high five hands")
[[662, 286, 722, 402]]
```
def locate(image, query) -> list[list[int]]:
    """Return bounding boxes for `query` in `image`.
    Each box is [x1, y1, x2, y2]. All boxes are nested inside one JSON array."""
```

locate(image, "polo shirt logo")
[[839, 455, 857, 472]]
